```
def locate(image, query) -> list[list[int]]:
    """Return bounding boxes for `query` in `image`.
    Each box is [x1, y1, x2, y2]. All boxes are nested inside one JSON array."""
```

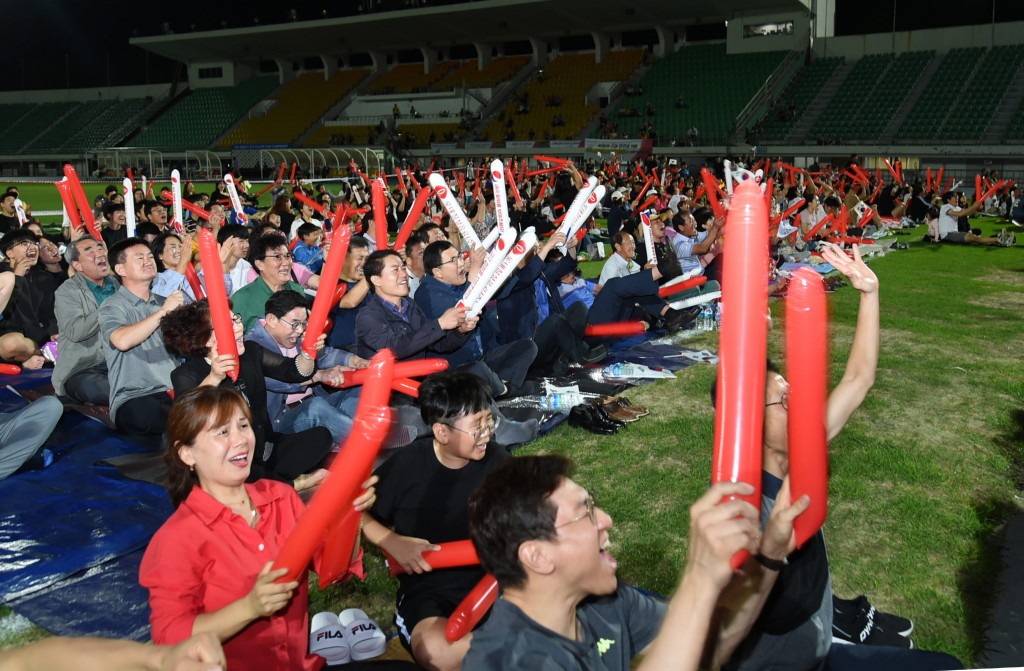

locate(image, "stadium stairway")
[[880, 52, 944, 144], [984, 51, 1024, 143], [786, 60, 854, 143]]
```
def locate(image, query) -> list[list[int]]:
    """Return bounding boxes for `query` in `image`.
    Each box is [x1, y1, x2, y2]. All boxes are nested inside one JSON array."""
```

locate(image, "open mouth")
[[599, 539, 618, 569], [228, 453, 249, 467]]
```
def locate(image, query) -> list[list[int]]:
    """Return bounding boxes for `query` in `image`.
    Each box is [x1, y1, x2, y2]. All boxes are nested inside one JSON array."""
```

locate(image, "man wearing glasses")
[[0, 229, 59, 369], [231, 232, 307, 331], [465, 454, 807, 670], [361, 371, 509, 671]]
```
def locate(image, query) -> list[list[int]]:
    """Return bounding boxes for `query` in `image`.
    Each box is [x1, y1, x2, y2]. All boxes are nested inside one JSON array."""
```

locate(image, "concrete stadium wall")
[[0, 84, 171, 105], [814, 21, 1024, 59]]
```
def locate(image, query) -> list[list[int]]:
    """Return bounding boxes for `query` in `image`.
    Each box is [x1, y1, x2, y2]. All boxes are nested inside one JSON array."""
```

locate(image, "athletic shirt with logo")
[[462, 582, 666, 670]]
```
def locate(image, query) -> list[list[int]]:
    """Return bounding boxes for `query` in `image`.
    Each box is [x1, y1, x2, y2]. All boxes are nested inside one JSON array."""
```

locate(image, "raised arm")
[[819, 243, 879, 440]]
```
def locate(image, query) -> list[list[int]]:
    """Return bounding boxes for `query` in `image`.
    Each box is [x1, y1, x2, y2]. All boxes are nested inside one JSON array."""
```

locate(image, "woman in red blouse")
[[140, 386, 375, 671]]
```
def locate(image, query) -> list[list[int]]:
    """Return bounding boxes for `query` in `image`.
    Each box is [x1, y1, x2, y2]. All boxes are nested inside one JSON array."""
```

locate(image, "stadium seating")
[[24, 101, 111, 153], [896, 47, 986, 142], [130, 76, 279, 150], [810, 54, 893, 142], [303, 124, 380, 147], [751, 56, 843, 143], [486, 49, 645, 142], [598, 44, 788, 146], [937, 45, 1024, 141], [0, 102, 77, 154], [63, 98, 154, 150], [1005, 98, 1024, 142], [431, 55, 531, 90], [219, 69, 370, 148], [366, 61, 461, 95]]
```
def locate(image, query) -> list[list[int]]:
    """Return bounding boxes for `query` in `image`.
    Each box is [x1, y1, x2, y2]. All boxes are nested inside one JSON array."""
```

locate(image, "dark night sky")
[[3, 1, 1023, 90]]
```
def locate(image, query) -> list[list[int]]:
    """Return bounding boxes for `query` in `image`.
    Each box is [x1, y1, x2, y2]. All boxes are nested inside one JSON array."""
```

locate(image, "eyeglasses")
[[279, 316, 308, 331], [446, 416, 496, 442], [264, 253, 293, 262], [556, 495, 598, 529], [12, 240, 39, 249], [438, 255, 461, 267], [231, 314, 243, 324], [765, 391, 788, 410]]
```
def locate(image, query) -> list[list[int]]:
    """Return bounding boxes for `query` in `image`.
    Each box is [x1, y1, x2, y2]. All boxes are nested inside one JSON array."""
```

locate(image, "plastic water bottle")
[[539, 392, 584, 412], [703, 304, 714, 331], [713, 302, 721, 331]]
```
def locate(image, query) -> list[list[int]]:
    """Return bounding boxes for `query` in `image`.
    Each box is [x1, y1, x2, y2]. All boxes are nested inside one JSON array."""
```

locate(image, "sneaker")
[[834, 595, 914, 639], [1007, 233, 1017, 247], [997, 228, 1008, 246]]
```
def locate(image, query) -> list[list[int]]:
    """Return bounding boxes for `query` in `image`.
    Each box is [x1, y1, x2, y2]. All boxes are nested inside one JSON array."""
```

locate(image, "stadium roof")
[[132, 0, 809, 63]]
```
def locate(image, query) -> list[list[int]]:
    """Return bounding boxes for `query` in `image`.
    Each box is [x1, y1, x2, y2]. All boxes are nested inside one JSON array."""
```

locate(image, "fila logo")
[[315, 630, 343, 641], [350, 623, 378, 635], [436, 187, 448, 198]]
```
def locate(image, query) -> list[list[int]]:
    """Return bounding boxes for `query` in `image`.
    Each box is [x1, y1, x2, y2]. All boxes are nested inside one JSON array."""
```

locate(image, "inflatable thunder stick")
[[170, 170, 185, 233], [386, 539, 479, 577], [63, 165, 102, 242], [560, 185, 605, 252], [640, 212, 657, 265], [184, 263, 205, 300], [506, 162, 523, 204], [55, 179, 83, 236], [393, 187, 431, 252], [445, 575, 499, 642], [490, 159, 510, 234], [700, 168, 726, 219], [333, 358, 449, 390], [301, 217, 351, 359], [584, 321, 647, 338], [657, 274, 707, 299], [275, 350, 395, 585], [466, 229, 538, 317], [429, 173, 481, 249], [0, 364, 22, 375], [197, 229, 238, 381], [123, 178, 137, 237], [711, 180, 768, 570], [785, 268, 828, 548], [372, 178, 388, 249], [223, 174, 248, 225]]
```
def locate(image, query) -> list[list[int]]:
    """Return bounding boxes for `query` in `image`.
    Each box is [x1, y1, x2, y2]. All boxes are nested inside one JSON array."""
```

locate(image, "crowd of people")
[[0, 152, 997, 670]]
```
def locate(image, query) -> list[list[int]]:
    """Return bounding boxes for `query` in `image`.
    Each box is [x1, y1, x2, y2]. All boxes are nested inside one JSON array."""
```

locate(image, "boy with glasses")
[[0, 229, 60, 369], [361, 371, 509, 671]]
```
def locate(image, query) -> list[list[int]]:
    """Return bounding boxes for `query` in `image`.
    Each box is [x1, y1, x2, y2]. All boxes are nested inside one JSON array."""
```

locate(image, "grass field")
[[1, 216, 1022, 667]]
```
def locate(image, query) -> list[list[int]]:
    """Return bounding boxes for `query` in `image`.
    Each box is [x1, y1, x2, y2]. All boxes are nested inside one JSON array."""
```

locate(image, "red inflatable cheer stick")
[[0, 364, 22, 375], [701, 168, 726, 220], [301, 215, 351, 359], [785, 268, 828, 548], [293, 190, 331, 219], [387, 539, 479, 577], [584, 321, 647, 338], [533, 154, 570, 165], [711, 180, 768, 570], [658, 275, 708, 299], [372, 179, 389, 248], [184, 263, 205, 300], [393, 187, 431, 252], [506, 163, 523, 205], [802, 213, 834, 242], [445, 574, 499, 642], [333, 283, 348, 306], [197, 229, 238, 381], [289, 162, 298, 185], [63, 165, 102, 242], [396, 167, 408, 196], [333, 358, 449, 389], [276, 349, 396, 586], [55, 179, 83, 236]]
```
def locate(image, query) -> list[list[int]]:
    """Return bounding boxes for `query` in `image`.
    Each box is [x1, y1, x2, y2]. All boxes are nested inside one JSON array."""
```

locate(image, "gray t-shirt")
[[99, 286, 177, 421], [462, 582, 666, 670]]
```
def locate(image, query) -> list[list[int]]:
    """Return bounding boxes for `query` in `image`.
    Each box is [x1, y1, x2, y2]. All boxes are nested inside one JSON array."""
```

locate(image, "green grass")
[[2, 221, 1022, 666]]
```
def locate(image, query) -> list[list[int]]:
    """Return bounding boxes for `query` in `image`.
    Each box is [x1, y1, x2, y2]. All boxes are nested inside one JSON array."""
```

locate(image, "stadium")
[[0, 0, 1021, 669]]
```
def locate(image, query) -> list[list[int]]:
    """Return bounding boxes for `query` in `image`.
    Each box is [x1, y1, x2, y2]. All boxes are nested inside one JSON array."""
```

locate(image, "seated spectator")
[[161, 299, 332, 490], [151, 232, 197, 301], [672, 208, 724, 298], [144, 201, 170, 234], [99, 237, 184, 436], [0, 229, 59, 368], [464, 455, 802, 670], [53, 236, 119, 405], [404, 231, 428, 298], [101, 202, 128, 248], [326, 236, 372, 349], [593, 232, 694, 331], [216, 223, 254, 293], [361, 371, 508, 670], [292, 222, 325, 274], [634, 210, 683, 283], [415, 240, 537, 396], [139, 387, 376, 671], [0, 192, 19, 233], [246, 290, 367, 443], [233, 232, 306, 331], [36, 236, 69, 289], [936, 191, 1012, 246], [288, 201, 322, 240]]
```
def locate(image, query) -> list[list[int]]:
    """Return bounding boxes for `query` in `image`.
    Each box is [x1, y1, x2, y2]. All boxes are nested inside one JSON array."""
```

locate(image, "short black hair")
[[143, 200, 166, 217], [108, 237, 151, 271], [823, 196, 843, 211], [151, 232, 182, 272], [296, 222, 321, 240], [103, 202, 125, 220], [348, 235, 370, 251], [265, 289, 309, 318], [250, 232, 288, 267], [469, 455, 573, 589], [423, 240, 454, 275], [135, 221, 161, 240], [418, 370, 492, 426], [419, 222, 442, 238], [363, 249, 402, 293], [404, 231, 428, 260], [217, 224, 250, 244], [0, 228, 37, 254]]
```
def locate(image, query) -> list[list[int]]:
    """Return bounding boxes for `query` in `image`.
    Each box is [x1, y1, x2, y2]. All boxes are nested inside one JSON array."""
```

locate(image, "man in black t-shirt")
[[361, 371, 509, 671], [0, 192, 20, 234]]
